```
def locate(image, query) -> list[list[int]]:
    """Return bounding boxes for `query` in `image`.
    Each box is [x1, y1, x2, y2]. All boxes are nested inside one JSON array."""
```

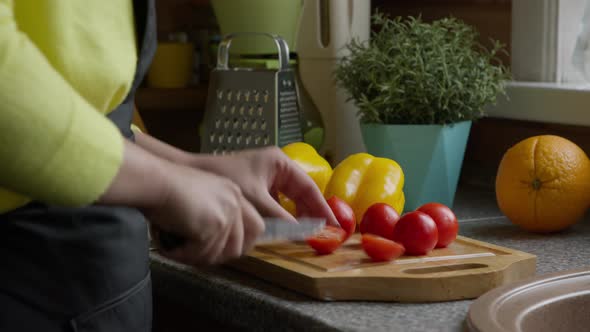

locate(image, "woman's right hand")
[[98, 140, 265, 266], [146, 164, 265, 265]]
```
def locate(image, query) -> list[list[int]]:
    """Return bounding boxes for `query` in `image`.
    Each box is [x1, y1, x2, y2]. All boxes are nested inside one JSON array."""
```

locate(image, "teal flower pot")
[[361, 121, 472, 211]]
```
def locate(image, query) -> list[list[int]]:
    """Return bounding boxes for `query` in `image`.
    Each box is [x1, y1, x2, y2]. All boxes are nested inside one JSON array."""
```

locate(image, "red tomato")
[[361, 234, 405, 262], [327, 196, 356, 240], [359, 203, 400, 240], [306, 226, 346, 255], [392, 211, 438, 255], [417, 202, 459, 248]]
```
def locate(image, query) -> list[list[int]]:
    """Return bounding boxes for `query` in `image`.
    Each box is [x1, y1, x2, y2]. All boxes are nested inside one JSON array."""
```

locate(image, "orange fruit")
[[495, 135, 590, 232]]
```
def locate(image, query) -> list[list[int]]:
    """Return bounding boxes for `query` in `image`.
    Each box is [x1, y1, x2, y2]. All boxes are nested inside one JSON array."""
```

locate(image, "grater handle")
[[217, 33, 291, 71]]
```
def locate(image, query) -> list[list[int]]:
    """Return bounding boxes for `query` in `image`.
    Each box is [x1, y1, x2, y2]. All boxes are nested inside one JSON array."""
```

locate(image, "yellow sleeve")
[[0, 0, 124, 207]]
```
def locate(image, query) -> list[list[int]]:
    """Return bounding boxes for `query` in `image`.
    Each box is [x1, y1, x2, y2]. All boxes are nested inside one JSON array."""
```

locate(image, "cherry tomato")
[[392, 211, 438, 256], [361, 234, 405, 262], [417, 202, 459, 248], [359, 203, 400, 240], [306, 226, 346, 255], [326, 196, 356, 240]]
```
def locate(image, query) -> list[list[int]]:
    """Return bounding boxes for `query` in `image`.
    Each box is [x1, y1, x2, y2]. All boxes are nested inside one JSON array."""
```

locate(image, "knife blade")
[[156, 217, 326, 251], [256, 217, 326, 244]]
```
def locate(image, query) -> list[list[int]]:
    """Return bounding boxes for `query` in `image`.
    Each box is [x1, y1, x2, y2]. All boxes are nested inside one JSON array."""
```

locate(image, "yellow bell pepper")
[[324, 153, 405, 224], [279, 142, 333, 215]]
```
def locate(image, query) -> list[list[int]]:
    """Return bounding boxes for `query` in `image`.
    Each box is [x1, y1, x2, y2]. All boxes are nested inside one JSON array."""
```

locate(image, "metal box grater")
[[200, 33, 303, 154]]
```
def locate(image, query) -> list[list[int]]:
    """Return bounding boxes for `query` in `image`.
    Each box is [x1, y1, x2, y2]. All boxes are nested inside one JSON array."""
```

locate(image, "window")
[[486, 0, 590, 125], [511, 0, 588, 83]]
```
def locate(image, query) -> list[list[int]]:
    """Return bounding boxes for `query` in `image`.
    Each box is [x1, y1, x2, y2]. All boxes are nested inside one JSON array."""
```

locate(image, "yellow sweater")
[[0, 0, 137, 212]]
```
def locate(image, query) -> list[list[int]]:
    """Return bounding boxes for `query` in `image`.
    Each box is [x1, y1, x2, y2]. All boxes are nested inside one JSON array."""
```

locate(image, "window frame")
[[486, 0, 590, 125]]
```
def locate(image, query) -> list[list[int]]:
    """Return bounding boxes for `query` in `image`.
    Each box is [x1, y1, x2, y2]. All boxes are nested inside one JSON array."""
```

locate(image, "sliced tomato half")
[[361, 234, 405, 262], [306, 226, 347, 255], [327, 196, 356, 240]]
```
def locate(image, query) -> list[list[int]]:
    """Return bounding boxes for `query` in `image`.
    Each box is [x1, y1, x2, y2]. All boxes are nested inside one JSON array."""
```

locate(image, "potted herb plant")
[[334, 14, 510, 210]]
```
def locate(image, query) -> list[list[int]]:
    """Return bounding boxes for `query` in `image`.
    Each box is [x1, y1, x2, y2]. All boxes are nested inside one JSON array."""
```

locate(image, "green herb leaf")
[[334, 13, 511, 125]]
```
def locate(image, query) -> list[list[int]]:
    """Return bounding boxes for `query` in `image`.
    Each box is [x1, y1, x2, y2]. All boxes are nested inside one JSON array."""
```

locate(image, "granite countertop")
[[150, 186, 590, 332]]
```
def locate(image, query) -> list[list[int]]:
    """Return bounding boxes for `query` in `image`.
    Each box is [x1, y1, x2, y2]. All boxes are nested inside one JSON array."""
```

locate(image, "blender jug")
[[211, 0, 325, 152], [210, 0, 370, 163]]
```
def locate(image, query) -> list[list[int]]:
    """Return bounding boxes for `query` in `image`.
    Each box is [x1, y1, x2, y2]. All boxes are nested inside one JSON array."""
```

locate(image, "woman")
[[0, 1, 336, 331]]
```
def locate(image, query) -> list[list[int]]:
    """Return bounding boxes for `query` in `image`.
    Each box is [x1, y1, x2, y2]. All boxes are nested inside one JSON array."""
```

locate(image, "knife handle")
[[157, 231, 187, 251]]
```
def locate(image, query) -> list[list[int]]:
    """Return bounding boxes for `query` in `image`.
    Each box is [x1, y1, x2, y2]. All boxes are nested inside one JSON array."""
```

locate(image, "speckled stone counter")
[[150, 187, 590, 332]]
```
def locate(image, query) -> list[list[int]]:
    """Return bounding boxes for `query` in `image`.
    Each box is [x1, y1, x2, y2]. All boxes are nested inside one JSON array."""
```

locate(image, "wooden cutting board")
[[229, 235, 537, 302]]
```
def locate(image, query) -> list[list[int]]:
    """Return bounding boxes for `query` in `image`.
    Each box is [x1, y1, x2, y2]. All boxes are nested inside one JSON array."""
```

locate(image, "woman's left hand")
[[132, 131, 338, 226], [191, 147, 338, 226]]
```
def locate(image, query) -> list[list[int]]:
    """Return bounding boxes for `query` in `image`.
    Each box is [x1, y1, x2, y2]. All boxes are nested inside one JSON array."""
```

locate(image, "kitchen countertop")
[[150, 186, 590, 332]]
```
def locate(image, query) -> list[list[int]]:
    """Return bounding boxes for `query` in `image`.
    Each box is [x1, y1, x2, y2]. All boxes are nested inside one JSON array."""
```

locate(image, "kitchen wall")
[[137, 0, 513, 155], [373, 0, 511, 66], [142, 1, 590, 190], [135, 0, 216, 152]]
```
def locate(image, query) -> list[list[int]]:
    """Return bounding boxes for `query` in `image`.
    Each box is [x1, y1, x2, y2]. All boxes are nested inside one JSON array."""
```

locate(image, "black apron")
[[0, 1, 157, 331]]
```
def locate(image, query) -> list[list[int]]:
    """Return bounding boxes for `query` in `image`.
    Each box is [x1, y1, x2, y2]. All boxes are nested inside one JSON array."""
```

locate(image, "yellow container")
[[147, 42, 194, 88]]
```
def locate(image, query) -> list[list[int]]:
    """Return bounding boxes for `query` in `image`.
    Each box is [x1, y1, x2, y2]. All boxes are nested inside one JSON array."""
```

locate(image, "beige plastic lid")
[[466, 268, 590, 332]]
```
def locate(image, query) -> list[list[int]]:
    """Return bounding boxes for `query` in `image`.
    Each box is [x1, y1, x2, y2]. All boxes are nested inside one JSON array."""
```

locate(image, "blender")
[[211, 0, 370, 164]]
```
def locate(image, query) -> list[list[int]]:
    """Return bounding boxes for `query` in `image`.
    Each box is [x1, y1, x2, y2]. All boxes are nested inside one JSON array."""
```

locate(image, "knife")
[[257, 217, 326, 243], [156, 217, 326, 251]]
